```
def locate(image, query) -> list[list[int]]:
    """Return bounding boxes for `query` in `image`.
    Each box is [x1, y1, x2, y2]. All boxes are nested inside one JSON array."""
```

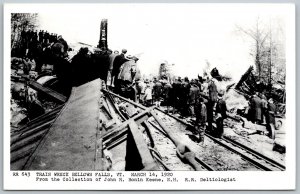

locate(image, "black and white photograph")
[[4, 3, 295, 190]]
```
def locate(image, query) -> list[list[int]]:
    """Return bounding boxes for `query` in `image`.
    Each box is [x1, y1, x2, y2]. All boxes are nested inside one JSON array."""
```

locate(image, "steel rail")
[[105, 92, 127, 121], [154, 107, 283, 171], [102, 89, 146, 110], [222, 136, 285, 170], [205, 133, 272, 171], [106, 92, 214, 171]]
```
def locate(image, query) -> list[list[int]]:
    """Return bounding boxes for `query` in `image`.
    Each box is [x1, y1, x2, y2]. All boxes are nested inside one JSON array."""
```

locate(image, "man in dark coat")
[[188, 80, 200, 116], [214, 91, 227, 138], [153, 78, 163, 106], [194, 96, 207, 143], [71, 47, 93, 86], [180, 77, 190, 117], [162, 79, 172, 107], [108, 50, 119, 85], [260, 93, 268, 123], [207, 78, 218, 130], [52, 42, 72, 96], [171, 77, 182, 113], [265, 98, 277, 138], [266, 98, 276, 126], [57, 35, 69, 57], [112, 49, 128, 92], [250, 92, 262, 124], [92, 48, 110, 83], [38, 30, 43, 43]]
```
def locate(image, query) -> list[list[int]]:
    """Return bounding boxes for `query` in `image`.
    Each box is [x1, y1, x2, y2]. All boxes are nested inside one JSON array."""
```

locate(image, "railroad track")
[[102, 89, 285, 171], [102, 89, 214, 171], [153, 107, 285, 171], [11, 79, 284, 171], [221, 136, 285, 171]]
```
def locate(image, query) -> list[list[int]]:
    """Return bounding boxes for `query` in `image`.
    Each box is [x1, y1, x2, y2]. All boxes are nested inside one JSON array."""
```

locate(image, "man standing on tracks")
[[171, 77, 182, 113], [207, 77, 218, 131], [153, 78, 163, 107], [214, 90, 227, 138], [181, 77, 191, 117], [194, 96, 207, 144], [188, 79, 200, 116]]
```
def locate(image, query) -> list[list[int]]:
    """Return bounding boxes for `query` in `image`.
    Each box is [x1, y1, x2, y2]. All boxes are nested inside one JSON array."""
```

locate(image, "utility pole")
[[98, 19, 108, 50]]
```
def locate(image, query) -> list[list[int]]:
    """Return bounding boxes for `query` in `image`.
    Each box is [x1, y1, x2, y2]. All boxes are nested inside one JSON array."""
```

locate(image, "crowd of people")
[[12, 29, 69, 73], [108, 51, 278, 141], [246, 92, 277, 132], [114, 72, 228, 143], [11, 29, 278, 141]]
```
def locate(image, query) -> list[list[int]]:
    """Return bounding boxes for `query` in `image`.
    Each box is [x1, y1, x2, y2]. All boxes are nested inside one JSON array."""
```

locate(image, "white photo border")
[[3, 3, 296, 190]]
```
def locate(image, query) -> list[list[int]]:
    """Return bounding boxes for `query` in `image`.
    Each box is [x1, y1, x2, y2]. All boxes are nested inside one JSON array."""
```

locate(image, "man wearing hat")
[[194, 96, 207, 144], [207, 77, 218, 130], [188, 79, 200, 116], [112, 49, 128, 92], [266, 98, 276, 128], [107, 50, 119, 86], [143, 79, 152, 107], [250, 92, 263, 124], [153, 78, 163, 107], [57, 35, 69, 57], [214, 90, 227, 138]]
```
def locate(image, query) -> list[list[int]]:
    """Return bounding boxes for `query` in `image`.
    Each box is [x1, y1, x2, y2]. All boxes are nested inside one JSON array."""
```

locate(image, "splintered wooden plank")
[[126, 121, 159, 171], [11, 104, 64, 138], [28, 80, 67, 103]]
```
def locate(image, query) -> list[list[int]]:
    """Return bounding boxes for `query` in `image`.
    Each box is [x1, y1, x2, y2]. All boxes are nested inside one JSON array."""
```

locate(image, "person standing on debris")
[[266, 98, 276, 127], [265, 98, 277, 139], [214, 90, 227, 138], [52, 42, 72, 96], [91, 48, 110, 84], [143, 80, 152, 107], [250, 92, 263, 124], [153, 78, 163, 107], [181, 77, 190, 117], [207, 77, 218, 131], [188, 79, 200, 116], [112, 49, 128, 92], [108, 50, 119, 86], [56, 35, 69, 57], [162, 79, 172, 108], [118, 56, 140, 83], [137, 78, 146, 103], [71, 47, 92, 86], [260, 93, 268, 124], [38, 30, 43, 43], [194, 96, 207, 144], [171, 77, 181, 113]]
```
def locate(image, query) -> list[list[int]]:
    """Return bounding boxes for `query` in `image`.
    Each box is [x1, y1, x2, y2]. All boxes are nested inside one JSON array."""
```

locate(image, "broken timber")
[[11, 78, 162, 171], [28, 80, 67, 103]]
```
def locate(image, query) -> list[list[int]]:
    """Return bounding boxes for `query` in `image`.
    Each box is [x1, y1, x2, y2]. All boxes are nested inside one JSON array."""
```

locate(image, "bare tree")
[[236, 17, 269, 80], [236, 17, 286, 87]]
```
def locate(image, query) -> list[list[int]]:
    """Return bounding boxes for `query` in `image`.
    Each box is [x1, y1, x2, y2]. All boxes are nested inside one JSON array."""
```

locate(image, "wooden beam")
[[28, 80, 67, 103], [128, 121, 160, 171], [102, 107, 153, 140]]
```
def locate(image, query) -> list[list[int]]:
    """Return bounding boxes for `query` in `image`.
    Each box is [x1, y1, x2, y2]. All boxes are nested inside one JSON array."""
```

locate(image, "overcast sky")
[[36, 4, 288, 81]]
